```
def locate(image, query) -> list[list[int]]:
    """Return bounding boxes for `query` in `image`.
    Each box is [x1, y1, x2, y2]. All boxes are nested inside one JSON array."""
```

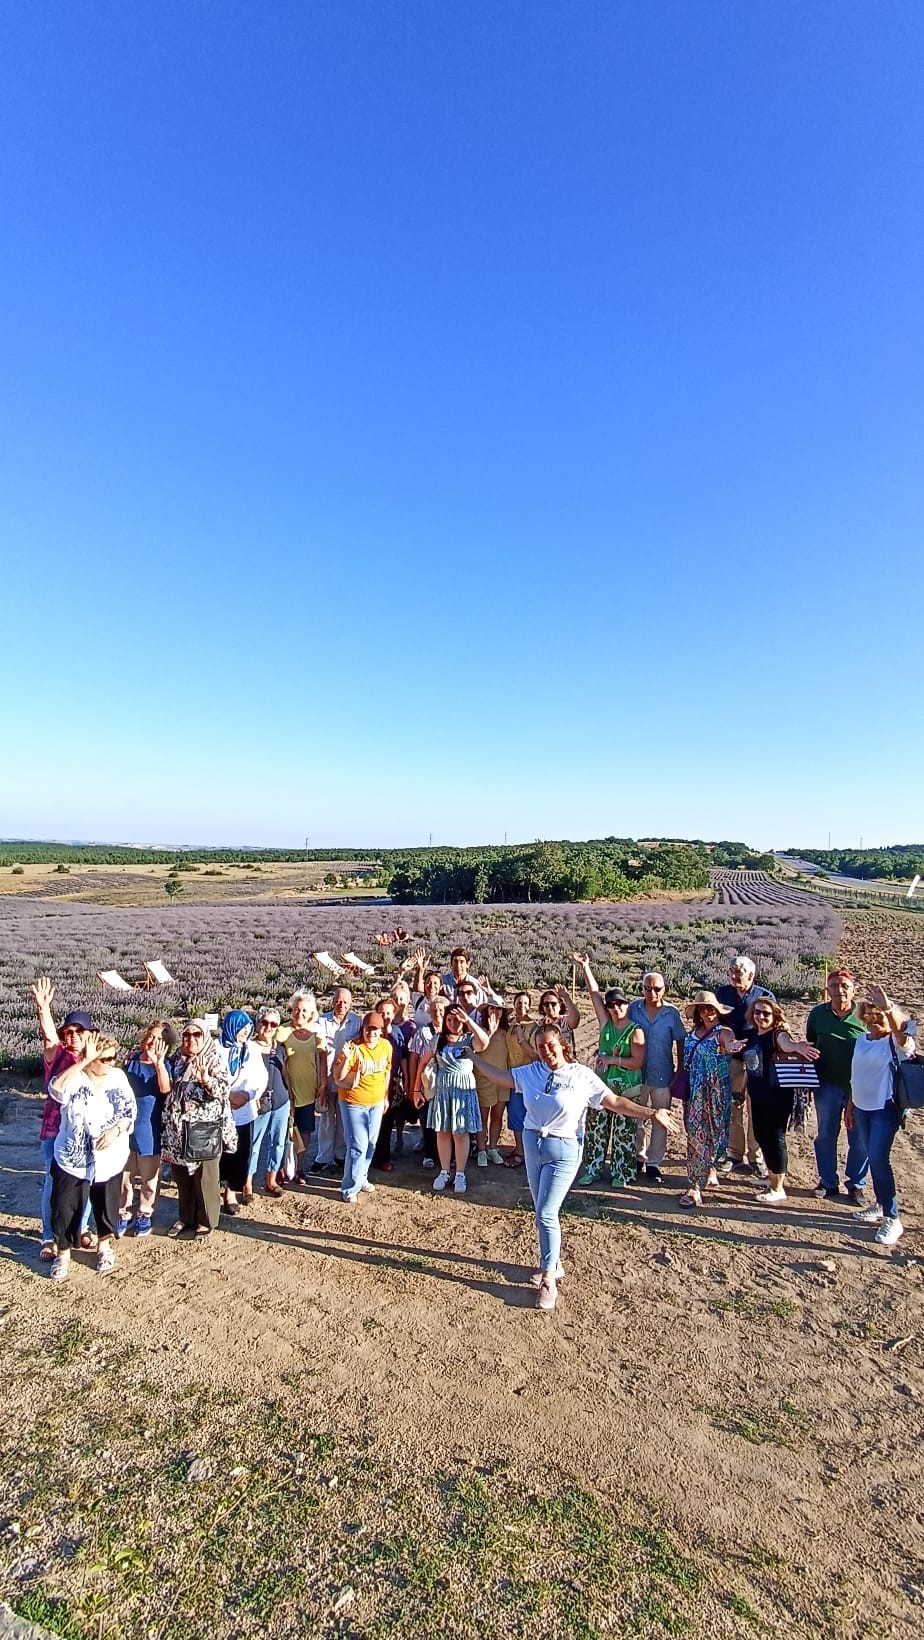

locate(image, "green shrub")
[[11, 865, 24, 875]]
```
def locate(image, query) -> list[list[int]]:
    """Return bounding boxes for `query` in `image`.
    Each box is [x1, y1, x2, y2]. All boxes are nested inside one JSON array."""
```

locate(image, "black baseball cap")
[[603, 988, 629, 1007]]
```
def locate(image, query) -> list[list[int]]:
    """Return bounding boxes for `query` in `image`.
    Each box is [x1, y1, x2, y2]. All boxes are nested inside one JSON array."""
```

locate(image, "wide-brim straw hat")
[[684, 990, 733, 1019]]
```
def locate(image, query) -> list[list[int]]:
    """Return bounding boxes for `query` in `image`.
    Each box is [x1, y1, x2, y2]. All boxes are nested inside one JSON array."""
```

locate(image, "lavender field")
[[0, 891, 841, 1073]]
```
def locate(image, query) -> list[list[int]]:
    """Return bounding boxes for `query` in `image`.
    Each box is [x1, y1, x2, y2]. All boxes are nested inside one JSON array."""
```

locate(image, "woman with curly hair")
[[163, 1020, 235, 1237]]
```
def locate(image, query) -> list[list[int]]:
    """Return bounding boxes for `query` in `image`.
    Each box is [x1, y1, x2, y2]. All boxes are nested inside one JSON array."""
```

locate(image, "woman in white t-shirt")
[[48, 1032, 137, 1282], [472, 1021, 669, 1310], [848, 984, 915, 1248], [219, 1010, 269, 1214]]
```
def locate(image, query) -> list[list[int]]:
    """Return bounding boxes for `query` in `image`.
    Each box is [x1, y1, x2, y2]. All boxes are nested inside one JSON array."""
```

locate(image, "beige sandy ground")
[[1, 936, 923, 1637]]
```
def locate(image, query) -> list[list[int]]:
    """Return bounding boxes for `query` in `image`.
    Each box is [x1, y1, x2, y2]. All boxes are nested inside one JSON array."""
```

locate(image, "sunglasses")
[[182, 1030, 203, 1040], [97, 1056, 118, 1066]]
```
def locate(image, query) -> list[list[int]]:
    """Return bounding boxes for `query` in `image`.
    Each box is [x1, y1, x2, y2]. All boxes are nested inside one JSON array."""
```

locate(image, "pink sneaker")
[[535, 1277, 557, 1312]]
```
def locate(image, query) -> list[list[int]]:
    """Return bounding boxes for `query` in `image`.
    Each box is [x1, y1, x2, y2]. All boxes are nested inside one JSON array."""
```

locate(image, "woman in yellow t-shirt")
[[331, 1011, 392, 1203]]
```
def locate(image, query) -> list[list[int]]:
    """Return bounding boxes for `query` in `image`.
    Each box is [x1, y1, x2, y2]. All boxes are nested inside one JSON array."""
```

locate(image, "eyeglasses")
[[259, 1018, 279, 1026]]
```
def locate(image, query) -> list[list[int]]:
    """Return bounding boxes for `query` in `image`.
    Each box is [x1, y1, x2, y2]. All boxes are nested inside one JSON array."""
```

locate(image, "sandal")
[[678, 1190, 702, 1209], [503, 1154, 525, 1169], [40, 1241, 58, 1262], [241, 1190, 254, 1206], [168, 1220, 189, 1238]]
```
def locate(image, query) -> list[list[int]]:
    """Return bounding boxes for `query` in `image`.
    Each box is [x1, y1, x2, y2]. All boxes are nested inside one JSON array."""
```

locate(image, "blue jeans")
[[850, 1102, 900, 1218], [41, 1137, 91, 1243], [250, 1106, 290, 1178], [813, 1081, 869, 1190], [339, 1100, 385, 1200], [522, 1130, 582, 1273]]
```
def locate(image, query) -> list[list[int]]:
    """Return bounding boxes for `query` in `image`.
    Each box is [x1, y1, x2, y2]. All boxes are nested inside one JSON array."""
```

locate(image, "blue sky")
[[2, 1, 921, 850]]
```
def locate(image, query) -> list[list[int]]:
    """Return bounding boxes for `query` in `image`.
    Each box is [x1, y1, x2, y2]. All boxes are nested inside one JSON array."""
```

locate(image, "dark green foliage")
[[790, 845, 924, 881]]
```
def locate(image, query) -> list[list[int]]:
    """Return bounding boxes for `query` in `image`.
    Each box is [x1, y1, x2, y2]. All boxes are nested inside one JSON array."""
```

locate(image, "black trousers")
[[50, 1161, 120, 1247], [750, 1088, 795, 1176], [220, 1122, 252, 1193]]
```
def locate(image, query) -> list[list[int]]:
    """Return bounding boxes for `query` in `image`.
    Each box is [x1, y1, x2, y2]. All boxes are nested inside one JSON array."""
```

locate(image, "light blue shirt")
[[628, 1000, 686, 1088]]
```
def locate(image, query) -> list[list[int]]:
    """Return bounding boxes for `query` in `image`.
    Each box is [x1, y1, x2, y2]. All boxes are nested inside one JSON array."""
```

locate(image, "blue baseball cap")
[[62, 1011, 93, 1031]]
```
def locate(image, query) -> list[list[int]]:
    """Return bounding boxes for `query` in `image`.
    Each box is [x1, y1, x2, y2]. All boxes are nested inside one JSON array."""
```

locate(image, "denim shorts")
[[292, 1105, 316, 1139]]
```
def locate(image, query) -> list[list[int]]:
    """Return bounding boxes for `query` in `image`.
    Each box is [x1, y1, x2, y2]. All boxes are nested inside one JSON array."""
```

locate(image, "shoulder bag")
[[890, 1038, 924, 1113]]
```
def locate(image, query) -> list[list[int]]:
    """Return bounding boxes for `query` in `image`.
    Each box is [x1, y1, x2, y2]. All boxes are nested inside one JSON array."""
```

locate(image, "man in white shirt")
[[314, 987, 361, 1173]]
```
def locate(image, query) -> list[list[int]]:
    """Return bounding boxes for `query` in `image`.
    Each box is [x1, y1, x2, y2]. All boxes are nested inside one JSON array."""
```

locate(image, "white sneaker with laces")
[[874, 1216, 903, 1247], [854, 1203, 884, 1225], [756, 1186, 786, 1204], [487, 1148, 504, 1165], [432, 1170, 450, 1192], [476, 1151, 488, 1168], [454, 1172, 467, 1194]]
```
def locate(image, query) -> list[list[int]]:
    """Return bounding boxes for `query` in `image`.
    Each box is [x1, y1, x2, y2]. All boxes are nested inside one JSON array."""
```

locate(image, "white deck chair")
[[98, 969, 133, 992], [142, 959, 176, 986], [341, 951, 375, 976], [202, 1013, 220, 1036], [312, 950, 345, 978]]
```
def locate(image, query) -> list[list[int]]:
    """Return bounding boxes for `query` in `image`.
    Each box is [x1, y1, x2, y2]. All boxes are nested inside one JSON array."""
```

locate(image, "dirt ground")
[[1, 922, 923, 1637]]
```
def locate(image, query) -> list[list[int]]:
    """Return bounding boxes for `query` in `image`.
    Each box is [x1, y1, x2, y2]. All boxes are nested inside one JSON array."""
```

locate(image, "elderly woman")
[[46, 1032, 137, 1282], [332, 1011, 393, 1203], [219, 1009, 268, 1212], [679, 992, 746, 1209], [742, 999, 819, 1204], [574, 957, 646, 1187], [472, 1022, 667, 1310], [163, 1020, 235, 1236], [849, 984, 916, 1247], [119, 1020, 173, 1237], [247, 1008, 290, 1198], [278, 991, 328, 1184]]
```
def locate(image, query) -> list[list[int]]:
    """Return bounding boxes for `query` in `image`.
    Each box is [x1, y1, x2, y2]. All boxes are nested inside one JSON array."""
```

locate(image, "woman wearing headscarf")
[[162, 1020, 235, 1237], [219, 1009, 268, 1213]]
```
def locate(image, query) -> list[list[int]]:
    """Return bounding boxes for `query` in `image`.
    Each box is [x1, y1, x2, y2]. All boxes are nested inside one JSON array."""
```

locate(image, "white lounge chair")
[[98, 970, 133, 992], [312, 950, 345, 978], [142, 959, 176, 987], [341, 951, 375, 976]]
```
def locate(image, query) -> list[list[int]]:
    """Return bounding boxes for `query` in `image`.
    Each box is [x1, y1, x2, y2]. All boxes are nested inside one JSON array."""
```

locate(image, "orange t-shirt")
[[337, 1038, 392, 1107]]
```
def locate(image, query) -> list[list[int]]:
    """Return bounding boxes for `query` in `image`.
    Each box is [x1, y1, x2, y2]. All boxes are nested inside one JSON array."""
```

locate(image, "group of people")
[[30, 942, 917, 1310]]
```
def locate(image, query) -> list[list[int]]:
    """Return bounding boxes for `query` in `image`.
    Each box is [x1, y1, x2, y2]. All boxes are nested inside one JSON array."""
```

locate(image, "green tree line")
[[790, 845, 924, 882]]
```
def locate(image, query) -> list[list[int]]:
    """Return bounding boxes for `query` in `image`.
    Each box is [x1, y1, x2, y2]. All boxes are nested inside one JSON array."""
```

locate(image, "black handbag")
[[890, 1039, 924, 1113], [181, 1117, 223, 1163]]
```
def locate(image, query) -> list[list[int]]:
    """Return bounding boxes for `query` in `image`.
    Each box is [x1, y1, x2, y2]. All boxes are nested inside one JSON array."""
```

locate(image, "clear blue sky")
[[2, 1, 921, 850]]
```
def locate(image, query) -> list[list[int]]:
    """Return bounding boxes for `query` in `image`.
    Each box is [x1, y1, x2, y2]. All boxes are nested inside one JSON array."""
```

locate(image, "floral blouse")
[[162, 1049, 236, 1167]]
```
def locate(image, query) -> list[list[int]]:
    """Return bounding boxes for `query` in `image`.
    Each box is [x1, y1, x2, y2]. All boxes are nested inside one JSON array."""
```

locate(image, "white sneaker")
[[359, 1182, 375, 1194], [422, 1158, 435, 1170], [874, 1216, 904, 1247], [854, 1203, 884, 1225], [454, 1172, 467, 1193], [49, 1252, 70, 1282], [476, 1151, 488, 1168], [756, 1186, 786, 1204], [487, 1148, 504, 1165], [96, 1243, 115, 1276], [432, 1170, 450, 1192]]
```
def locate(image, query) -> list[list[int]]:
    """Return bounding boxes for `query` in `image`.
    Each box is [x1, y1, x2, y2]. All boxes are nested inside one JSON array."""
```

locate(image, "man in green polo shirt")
[[807, 968, 868, 1203]]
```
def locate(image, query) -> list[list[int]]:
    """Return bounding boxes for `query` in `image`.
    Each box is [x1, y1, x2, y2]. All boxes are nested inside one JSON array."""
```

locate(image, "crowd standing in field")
[[28, 943, 920, 1309]]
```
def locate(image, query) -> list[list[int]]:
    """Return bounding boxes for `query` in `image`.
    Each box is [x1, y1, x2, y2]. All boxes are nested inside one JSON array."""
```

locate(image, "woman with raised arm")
[[848, 984, 916, 1247], [119, 1021, 174, 1236], [416, 1004, 490, 1194], [473, 1001, 510, 1166], [573, 955, 646, 1187], [162, 1020, 235, 1237], [46, 1032, 137, 1282], [31, 977, 95, 1260], [472, 1022, 668, 1310], [678, 993, 746, 1209], [742, 999, 819, 1205]]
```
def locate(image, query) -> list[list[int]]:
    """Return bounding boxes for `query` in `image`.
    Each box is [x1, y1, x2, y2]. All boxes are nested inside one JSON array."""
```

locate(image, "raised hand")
[[572, 952, 590, 967], [865, 982, 890, 1010], [148, 1037, 168, 1066], [31, 976, 55, 1010], [80, 1031, 102, 1063], [554, 983, 571, 1002]]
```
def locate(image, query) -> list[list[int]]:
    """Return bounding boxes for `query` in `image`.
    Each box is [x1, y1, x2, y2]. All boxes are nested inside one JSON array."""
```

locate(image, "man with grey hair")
[[628, 972, 686, 1184], [314, 987, 361, 1174], [716, 956, 774, 1173]]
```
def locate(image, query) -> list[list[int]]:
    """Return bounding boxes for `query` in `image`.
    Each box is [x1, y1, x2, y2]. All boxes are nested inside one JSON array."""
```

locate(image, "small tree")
[[164, 879, 183, 898]]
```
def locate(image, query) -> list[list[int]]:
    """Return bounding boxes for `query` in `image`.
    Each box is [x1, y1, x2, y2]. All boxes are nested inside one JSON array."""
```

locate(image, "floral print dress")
[[683, 1026, 731, 1187]]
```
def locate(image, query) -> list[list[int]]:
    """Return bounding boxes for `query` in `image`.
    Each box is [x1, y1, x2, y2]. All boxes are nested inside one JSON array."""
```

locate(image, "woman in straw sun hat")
[[678, 992, 746, 1208]]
